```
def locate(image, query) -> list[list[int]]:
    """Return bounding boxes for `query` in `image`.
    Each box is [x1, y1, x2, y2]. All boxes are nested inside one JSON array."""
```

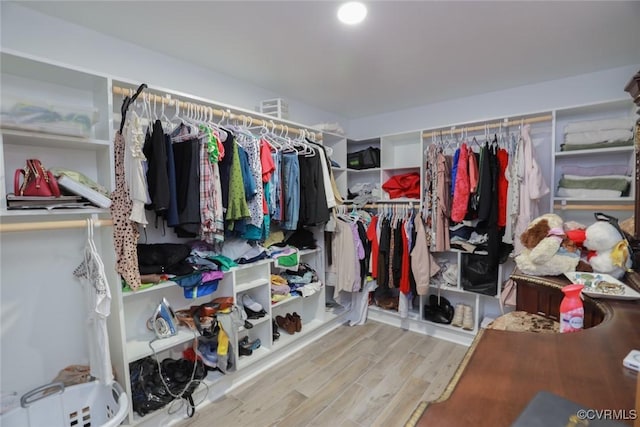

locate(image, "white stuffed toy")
[[515, 213, 585, 276], [583, 221, 631, 279]]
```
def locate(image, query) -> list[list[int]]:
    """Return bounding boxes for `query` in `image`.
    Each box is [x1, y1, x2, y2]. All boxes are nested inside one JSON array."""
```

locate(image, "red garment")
[[399, 220, 411, 295], [382, 172, 421, 199], [497, 148, 509, 227], [260, 139, 275, 214], [366, 216, 379, 278], [451, 143, 470, 222]]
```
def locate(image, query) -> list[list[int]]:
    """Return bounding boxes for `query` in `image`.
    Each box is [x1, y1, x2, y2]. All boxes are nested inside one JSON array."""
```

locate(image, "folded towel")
[[563, 174, 632, 182], [561, 164, 630, 177], [557, 188, 622, 198], [564, 117, 634, 133], [564, 129, 633, 145], [560, 140, 633, 151], [558, 177, 630, 192]]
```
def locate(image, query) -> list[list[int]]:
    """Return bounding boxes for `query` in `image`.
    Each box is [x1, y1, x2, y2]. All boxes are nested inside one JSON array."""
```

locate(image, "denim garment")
[[281, 152, 300, 230]]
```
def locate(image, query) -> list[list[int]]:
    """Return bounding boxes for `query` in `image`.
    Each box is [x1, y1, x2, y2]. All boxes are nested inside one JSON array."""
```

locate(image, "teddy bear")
[[583, 221, 631, 279], [515, 213, 591, 276]]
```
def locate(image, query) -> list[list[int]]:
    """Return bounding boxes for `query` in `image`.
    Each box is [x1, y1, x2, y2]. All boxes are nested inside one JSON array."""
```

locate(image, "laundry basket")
[[1, 380, 128, 427]]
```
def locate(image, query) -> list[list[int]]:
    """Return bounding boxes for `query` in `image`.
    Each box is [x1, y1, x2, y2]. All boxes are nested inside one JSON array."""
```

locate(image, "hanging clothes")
[[513, 124, 550, 254], [496, 147, 509, 228], [435, 151, 451, 251], [73, 220, 113, 385], [411, 217, 440, 295], [143, 119, 170, 216], [110, 131, 141, 291], [123, 111, 149, 226], [450, 142, 470, 223]]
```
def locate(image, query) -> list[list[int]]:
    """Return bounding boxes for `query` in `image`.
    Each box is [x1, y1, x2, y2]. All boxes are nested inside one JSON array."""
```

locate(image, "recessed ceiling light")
[[337, 2, 367, 25]]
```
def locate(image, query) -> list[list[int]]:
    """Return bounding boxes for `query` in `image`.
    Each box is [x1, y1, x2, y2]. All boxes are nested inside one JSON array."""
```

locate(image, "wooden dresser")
[[415, 271, 640, 427]]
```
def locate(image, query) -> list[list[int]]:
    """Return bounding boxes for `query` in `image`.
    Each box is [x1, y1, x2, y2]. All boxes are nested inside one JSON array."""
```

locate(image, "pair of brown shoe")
[[276, 312, 301, 334]]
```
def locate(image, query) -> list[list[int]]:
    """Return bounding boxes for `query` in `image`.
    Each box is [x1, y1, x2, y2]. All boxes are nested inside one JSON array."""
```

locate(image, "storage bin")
[[259, 98, 289, 119], [1, 381, 128, 427], [1, 94, 99, 138]]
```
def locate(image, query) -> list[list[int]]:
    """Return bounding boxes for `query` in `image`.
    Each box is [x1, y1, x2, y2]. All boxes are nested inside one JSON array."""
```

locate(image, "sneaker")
[[242, 294, 264, 313]]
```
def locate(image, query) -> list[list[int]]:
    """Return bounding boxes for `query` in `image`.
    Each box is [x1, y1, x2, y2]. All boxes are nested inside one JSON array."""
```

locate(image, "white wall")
[[0, 2, 346, 129], [347, 65, 640, 139]]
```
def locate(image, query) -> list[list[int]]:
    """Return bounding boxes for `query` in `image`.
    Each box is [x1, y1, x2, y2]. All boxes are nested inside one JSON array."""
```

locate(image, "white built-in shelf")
[[239, 314, 271, 332], [1, 128, 110, 149], [554, 146, 634, 157], [127, 328, 196, 362], [553, 196, 634, 203], [236, 278, 269, 293], [271, 294, 300, 309], [429, 284, 467, 294], [236, 346, 271, 370], [332, 167, 346, 172], [0, 207, 108, 217], [271, 318, 324, 347], [347, 168, 380, 173], [123, 280, 177, 298]]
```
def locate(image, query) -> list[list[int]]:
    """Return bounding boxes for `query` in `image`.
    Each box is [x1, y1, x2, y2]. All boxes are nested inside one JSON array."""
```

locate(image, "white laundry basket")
[[1, 380, 128, 427]]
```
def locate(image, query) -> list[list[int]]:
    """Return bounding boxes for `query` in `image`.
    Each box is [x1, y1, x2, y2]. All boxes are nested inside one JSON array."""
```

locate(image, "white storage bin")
[[1, 94, 99, 138], [259, 98, 289, 119]]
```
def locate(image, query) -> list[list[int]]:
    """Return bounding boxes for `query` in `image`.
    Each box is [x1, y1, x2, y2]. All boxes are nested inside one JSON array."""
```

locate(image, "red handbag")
[[14, 159, 61, 197]]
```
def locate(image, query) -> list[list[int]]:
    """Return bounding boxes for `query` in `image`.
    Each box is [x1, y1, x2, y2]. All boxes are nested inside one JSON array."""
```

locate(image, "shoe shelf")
[[272, 318, 324, 348], [239, 314, 271, 332], [235, 278, 269, 294], [271, 294, 300, 309], [236, 346, 271, 370], [126, 328, 197, 363]]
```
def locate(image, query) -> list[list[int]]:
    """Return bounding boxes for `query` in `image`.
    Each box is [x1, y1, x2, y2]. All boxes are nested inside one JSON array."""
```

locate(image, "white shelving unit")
[[0, 51, 347, 427], [552, 98, 636, 225]]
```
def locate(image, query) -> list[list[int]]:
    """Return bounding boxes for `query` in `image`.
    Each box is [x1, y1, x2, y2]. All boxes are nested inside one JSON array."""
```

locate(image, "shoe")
[[451, 303, 464, 328], [272, 319, 280, 341], [239, 345, 253, 356], [242, 294, 264, 312], [244, 306, 266, 319], [276, 315, 296, 334], [196, 341, 218, 368], [462, 305, 474, 331], [292, 312, 302, 332]]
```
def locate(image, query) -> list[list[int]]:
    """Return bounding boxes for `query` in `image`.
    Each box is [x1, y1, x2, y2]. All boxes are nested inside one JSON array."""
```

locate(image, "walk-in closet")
[[1, 2, 639, 427]]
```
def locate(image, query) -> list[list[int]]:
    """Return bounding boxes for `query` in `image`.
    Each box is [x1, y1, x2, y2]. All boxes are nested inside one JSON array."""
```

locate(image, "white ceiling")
[[17, 1, 640, 119]]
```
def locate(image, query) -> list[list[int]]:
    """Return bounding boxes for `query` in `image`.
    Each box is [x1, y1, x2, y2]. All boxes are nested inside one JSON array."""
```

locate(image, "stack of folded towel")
[[557, 163, 632, 198], [561, 117, 634, 151]]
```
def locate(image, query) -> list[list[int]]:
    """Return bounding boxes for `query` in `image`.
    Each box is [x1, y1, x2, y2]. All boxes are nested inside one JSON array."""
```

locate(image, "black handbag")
[[347, 146, 380, 170], [424, 295, 454, 324], [460, 253, 498, 296]]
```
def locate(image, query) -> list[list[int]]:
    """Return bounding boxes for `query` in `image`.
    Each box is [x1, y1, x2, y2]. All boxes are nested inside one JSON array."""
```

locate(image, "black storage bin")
[[460, 253, 498, 296], [347, 146, 380, 170]]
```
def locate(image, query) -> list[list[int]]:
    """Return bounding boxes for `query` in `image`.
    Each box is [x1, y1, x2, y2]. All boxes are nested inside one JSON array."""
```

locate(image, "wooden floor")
[[177, 320, 467, 427]]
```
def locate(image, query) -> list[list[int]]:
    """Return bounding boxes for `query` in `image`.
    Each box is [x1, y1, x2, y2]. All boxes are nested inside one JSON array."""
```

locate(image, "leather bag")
[[14, 159, 61, 197]]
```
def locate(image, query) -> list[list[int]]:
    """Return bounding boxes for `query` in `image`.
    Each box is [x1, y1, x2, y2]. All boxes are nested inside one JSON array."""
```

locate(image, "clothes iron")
[[147, 298, 178, 339]]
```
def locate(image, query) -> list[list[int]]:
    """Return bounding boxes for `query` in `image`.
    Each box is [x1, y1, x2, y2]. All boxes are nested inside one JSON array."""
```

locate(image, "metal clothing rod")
[[112, 85, 323, 141], [0, 219, 113, 233], [422, 114, 553, 139], [553, 204, 634, 211]]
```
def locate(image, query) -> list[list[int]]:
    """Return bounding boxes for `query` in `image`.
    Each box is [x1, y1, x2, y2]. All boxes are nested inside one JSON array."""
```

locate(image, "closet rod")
[[553, 204, 634, 211], [422, 114, 552, 139], [112, 86, 323, 140], [0, 219, 113, 233]]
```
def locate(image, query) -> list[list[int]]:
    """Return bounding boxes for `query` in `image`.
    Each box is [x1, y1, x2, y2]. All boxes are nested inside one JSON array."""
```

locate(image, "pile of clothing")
[[557, 163, 633, 199]]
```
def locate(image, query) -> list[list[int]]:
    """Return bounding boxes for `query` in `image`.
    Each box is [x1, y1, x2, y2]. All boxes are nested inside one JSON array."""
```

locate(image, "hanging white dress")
[[73, 220, 113, 385]]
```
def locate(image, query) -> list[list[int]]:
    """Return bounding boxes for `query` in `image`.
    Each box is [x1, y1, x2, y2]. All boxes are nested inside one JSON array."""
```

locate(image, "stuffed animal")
[[515, 213, 590, 276], [583, 221, 631, 279]]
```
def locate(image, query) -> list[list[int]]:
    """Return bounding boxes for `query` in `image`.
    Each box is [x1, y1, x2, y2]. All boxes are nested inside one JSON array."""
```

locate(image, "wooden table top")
[[416, 273, 640, 427]]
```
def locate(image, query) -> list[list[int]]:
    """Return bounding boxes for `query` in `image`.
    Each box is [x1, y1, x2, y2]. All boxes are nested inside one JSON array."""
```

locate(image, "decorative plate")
[[563, 272, 640, 300]]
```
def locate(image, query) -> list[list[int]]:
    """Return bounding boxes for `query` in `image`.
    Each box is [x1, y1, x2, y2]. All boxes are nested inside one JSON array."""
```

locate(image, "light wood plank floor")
[[177, 320, 467, 427]]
